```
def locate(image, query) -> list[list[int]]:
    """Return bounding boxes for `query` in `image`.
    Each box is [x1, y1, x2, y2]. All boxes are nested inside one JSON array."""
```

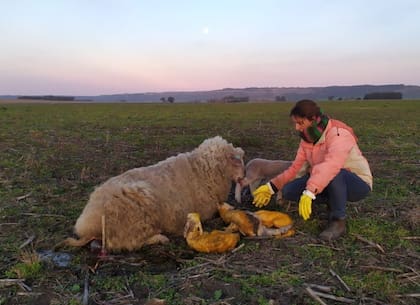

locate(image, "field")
[[0, 100, 419, 305]]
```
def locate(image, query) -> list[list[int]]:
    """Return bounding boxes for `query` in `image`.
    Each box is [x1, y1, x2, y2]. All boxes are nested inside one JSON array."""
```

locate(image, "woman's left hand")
[[299, 190, 316, 220]]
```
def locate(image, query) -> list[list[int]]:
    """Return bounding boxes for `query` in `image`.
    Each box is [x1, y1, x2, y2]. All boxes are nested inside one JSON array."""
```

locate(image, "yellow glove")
[[298, 190, 316, 221], [252, 183, 275, 208]]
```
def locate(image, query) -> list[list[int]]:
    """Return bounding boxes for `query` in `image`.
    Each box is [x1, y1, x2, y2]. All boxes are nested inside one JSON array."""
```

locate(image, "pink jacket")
[[271, 119, 373, 195]]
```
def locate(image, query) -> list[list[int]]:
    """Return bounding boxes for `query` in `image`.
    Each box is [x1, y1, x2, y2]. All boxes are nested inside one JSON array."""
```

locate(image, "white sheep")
[[235, 158, 293, 204], [60, 136, 245, 252]]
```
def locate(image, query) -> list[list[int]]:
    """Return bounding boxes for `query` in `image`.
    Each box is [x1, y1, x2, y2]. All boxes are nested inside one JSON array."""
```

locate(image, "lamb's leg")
[[274, 229, 295, 239], [257, 224, 294, 237], [144, 234, 169, 245], [224, 222, 240, 233]]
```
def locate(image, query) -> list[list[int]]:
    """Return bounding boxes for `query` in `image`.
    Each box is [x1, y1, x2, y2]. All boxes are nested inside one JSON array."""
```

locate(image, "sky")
[[1, 0, 419, 95]]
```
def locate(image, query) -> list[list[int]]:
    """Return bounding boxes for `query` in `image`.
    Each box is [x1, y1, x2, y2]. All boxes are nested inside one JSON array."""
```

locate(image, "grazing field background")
[[0, 100, 419, 305]]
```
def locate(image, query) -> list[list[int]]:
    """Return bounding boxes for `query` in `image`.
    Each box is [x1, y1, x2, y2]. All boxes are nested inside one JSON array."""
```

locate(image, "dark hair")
[[290, 99, 321, 119]]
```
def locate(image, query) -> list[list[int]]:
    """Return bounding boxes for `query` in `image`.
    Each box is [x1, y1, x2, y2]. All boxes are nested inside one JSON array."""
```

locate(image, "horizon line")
[[1, 83, 416, 97]]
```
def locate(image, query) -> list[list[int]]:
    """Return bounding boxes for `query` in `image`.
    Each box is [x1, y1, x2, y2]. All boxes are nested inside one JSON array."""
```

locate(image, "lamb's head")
[[183, 213, 203, 238], [217, 202, 235, 218]]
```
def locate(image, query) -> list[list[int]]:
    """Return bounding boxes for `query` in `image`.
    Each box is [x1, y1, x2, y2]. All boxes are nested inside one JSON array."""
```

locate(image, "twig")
[[353, 234, 385, 254], [402, 264, 420, 278], [231, 243, 245, 253], [360, 265, 403, 273], [16, 292, 43, 297], [407, 251, 420, 260], [305, 282, 355, 303], [397, 272, 420, 286], [397, 272, 419, 279], [185, 272, 211, 280], [307, 243, 342, 251], [17, 281, 32, 292], [209, 297, 235, 305], [395, 293, 420, 298], [101, 215, 106, 253], [0, 279, 25, 287], [0, 279, 32, 291], [82, 272, 89, 305], [401, 236, 420, 240], [330, 268, 351, 292], [360, 297, 388, 305], [144, 298, 167, 305], [305, 283, 333, 293], [19, 234, 36, 249], [123, 277, 134, 299], [305, 287, 328, 305], [21, 212, 65, 218], [312, 290, 355, 303], [16, 192, 32, 201]]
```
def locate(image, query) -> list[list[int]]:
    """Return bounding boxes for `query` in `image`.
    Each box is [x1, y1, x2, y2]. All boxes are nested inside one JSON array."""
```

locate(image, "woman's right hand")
[[252, 183, 275, 208]]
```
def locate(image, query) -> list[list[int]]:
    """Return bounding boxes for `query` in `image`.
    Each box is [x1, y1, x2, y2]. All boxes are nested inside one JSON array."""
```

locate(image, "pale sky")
[[1, 0, 419, 95]]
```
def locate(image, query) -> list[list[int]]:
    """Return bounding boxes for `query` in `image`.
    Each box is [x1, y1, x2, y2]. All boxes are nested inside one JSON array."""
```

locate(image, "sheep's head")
[[183, 213, 203, 238]]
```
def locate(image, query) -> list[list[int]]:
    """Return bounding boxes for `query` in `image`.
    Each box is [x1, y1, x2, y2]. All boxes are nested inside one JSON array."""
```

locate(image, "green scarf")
[[300, 113, 330, 143]]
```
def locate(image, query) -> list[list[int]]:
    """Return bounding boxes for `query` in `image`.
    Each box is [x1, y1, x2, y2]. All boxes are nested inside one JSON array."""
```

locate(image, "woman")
[[252, 99, 372, 241]]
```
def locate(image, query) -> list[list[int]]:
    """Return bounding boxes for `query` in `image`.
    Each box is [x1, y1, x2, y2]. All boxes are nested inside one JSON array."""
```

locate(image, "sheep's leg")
[[144, 234, 169, 245], [55, 236, 97, 250]]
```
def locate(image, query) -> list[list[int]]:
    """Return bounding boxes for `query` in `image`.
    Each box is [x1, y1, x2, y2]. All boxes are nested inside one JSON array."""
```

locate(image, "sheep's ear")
[[235, 147, 244, 156], [230, 153, 243, 166]]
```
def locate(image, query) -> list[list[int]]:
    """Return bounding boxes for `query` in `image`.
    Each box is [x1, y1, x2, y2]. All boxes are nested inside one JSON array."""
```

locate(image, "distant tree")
[[275, 95, 287, 102], [160, 97, 166, 103], [18, 95, 75, 101], [167, 96, 175, 103], [363, 92, 403, 100], [222, 96, 249, 103], [328, 96, 335, 101]]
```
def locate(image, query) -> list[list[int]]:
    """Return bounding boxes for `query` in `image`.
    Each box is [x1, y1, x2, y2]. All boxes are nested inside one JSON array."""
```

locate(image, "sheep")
[[234, 158, 292, 204], [59, 136, 245, 252]]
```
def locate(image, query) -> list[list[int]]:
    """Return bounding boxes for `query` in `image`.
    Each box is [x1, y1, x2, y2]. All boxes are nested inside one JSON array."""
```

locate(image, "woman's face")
[[292, 115, 313, 132]]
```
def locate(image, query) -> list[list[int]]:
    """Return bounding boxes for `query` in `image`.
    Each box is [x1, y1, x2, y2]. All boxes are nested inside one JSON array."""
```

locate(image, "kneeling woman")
[[253, 99, 372, 241]]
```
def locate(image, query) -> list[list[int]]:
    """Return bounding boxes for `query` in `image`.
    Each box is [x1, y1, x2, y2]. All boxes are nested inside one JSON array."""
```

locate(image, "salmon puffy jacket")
[[271, 119, 372, 195]]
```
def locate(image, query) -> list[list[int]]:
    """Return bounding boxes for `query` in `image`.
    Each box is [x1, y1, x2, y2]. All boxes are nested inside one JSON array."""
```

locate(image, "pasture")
[[0, 100, 419, 305]]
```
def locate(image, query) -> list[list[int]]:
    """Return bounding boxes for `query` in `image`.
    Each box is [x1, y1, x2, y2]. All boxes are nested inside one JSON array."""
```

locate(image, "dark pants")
[[282, 169, 371, 220]]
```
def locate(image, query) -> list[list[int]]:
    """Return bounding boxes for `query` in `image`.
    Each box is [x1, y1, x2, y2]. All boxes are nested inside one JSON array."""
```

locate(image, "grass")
[[0, 100, 419, 305]]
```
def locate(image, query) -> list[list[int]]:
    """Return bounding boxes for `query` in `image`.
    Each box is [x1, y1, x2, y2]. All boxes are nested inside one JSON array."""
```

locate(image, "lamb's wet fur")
[[60, 136, 245, 252]]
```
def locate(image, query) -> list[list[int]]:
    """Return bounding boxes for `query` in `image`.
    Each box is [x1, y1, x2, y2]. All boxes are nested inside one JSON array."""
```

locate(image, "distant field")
[[0, 100, 419, 305]]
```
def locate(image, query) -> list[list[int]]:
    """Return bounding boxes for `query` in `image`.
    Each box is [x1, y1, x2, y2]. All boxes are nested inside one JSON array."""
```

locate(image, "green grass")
[[0, 100, 419, 305]]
